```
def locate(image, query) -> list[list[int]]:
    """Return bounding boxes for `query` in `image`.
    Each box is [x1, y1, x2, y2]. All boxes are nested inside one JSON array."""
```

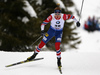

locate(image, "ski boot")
[[27, 53, 38, 61], [57, 57, 62, 67]]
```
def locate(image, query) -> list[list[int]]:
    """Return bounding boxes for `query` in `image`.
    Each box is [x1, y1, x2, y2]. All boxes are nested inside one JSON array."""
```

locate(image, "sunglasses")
[[54, 10, 61, 13]]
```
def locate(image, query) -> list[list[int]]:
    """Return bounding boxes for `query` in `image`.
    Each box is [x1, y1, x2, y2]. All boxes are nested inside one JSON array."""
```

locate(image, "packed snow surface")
[[0, 51, 100, 75]]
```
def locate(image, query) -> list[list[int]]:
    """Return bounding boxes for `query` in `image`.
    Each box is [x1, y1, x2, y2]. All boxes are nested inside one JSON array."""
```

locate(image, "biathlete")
[[27, 7, 80, 67]]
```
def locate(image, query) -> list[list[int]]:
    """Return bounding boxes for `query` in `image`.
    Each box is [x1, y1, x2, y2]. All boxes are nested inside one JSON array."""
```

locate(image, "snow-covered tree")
[[0, 0, 38, 51]]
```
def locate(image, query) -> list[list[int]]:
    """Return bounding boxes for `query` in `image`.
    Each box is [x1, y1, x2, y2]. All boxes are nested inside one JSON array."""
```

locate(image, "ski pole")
[[79, 0, 84, 22], [31, 36, 42, 46]]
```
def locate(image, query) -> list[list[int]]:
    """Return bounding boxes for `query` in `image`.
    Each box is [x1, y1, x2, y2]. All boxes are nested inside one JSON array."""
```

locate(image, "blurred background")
[[0, 0, 100, 52]]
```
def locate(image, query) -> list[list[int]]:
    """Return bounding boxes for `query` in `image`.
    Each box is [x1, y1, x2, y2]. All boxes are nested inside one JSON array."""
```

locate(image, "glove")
[[76, 21, 80, 27], [41, 30, 45, 36]]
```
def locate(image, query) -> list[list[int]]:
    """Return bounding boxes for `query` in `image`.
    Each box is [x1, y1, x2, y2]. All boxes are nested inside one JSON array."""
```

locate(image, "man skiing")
[[27, 7, 80, 67]]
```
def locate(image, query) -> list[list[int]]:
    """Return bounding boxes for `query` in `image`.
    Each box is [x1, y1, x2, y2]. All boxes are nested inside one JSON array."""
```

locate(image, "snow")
[[1, 0, 100, 75], [78, 29, 100, 52], [22, 16, 29, 24], [36, 0, 42, 5], [0, 51, 100, 75], [23, 0, 37, 18]]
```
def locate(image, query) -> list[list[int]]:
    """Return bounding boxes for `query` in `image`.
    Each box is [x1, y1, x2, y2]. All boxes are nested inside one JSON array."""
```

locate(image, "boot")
[[27, 53, 38, 61], [57, 57, 62, 67]]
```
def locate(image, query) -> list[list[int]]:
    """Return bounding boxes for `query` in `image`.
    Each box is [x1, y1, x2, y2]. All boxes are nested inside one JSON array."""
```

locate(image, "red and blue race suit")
[[41, 13, 77, 44], [35, 13, 78, 58]]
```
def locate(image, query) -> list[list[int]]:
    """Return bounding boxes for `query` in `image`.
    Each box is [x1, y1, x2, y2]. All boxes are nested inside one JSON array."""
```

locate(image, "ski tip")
[[58, 66, 62, 74], [40, 57, 44, 59], [5, 65, 12, 67], [34, 57, 44, 60], [5, 66, 8, 67], [41, 58, 44, 59], [60, 71, 62, 74], [59, 69, 62, 74]]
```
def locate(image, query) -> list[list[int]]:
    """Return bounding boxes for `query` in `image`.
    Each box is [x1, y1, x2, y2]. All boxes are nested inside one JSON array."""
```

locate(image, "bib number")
[[55, 25, 61, 29]]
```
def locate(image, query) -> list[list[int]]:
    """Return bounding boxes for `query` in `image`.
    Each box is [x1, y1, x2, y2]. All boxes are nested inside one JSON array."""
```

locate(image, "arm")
[[63, 14, 80, 27], [41, 15, 52, 31]]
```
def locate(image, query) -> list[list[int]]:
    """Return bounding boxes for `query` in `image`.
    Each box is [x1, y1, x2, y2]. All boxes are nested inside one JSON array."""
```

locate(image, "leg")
[[55, 42, 62, 67], [55, 31, 62, 59], [27, 28, 55, 60], [36, 27, 55, 53], [35, 31, 54, 53], [55, 42, 61, 59], [35, 40, 45, 53], [55, 31, 63, 67], [27, 40, 45, 61]]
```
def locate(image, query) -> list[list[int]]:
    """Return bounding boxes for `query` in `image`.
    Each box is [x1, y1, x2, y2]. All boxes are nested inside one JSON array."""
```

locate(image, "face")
[[55, 13, 61, 18], [54, 10, 61, 18]]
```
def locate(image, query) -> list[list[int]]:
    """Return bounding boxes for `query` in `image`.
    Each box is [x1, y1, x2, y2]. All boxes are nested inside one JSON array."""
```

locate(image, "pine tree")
[[0, 0, 38, 51]]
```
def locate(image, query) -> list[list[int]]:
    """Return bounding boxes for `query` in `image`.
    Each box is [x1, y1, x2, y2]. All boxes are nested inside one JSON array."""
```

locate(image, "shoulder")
[[46, 14, 53, 21], [62, 14, 67, 20], [50, 13, 55, 16]]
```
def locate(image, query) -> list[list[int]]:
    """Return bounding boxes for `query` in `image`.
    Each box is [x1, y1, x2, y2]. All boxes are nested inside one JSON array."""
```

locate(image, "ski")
[[5, 58, 44, 67], [58, 66, 62, 74]]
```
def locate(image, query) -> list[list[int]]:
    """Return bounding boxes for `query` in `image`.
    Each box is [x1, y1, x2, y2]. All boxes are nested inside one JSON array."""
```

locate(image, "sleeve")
[[41, 15, 52, 31], [63, 14, 78, 23]]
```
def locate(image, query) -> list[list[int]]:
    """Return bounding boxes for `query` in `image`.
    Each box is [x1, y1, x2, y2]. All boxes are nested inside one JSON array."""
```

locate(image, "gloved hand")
[[41, 30, 45, 36], [76, 21, 80, 27]]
